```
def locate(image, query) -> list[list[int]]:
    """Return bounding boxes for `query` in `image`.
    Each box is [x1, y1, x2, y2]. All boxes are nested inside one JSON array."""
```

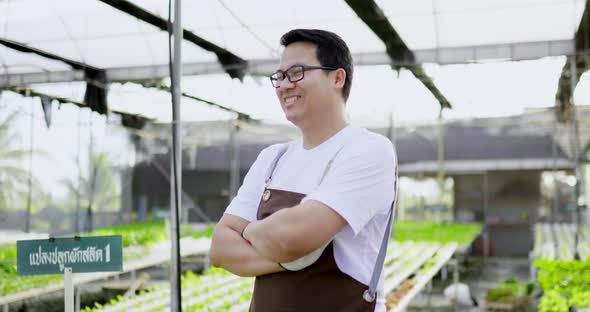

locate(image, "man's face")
[[275, 42, 334, 127]]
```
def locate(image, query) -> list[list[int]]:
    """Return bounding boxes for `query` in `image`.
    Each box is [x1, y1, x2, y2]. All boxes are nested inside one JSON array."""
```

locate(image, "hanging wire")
[[2, 0, 14, 77], [210, 0, 229, 55], [431, 0, 442, 67], [0, 50, 10, 75], [216, 0, 279, 56], [49, 1, 87, 64], [572, 0, 578, 36], [289, 0, 300, 27], [2, 0, 9, 38], [134, 12, 157, 68]]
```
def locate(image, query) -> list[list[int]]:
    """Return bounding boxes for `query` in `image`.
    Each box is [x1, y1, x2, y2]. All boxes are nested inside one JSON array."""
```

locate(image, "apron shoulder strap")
[[364, 164, 399, 303], [264, 144, 289, 188], [317, 144, 346, 186]]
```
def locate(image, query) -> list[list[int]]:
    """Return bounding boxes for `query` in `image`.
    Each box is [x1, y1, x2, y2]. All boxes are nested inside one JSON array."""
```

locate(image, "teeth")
[[285, 96, 298, 104]]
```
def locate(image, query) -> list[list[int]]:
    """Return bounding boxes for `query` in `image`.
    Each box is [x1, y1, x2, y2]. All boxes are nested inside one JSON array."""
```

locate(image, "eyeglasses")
[[270, 65, 337, 88]]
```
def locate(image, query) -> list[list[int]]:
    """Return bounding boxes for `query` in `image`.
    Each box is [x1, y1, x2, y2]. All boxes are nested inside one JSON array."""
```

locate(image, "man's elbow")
[[208, 242, 223, 268], [208, 225, 230, 269], [208, 245, 255, 277]]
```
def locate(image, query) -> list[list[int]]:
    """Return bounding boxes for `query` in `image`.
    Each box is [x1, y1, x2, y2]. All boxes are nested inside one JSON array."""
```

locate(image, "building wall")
[[454, 170, 541, 257], [132, 163, 246, 222]]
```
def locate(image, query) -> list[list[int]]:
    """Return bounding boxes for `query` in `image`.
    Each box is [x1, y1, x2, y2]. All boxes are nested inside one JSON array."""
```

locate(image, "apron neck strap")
[[265, 144, 289, 188], [265, 142, 346, 189]]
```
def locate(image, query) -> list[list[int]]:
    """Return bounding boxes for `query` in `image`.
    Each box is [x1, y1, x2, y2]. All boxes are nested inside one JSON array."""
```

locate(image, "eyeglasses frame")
[[270, 64, 338, 88]]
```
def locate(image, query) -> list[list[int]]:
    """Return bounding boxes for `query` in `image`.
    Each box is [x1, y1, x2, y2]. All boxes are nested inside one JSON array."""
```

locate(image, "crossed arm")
[[208, 199, 347, 277], [208, 214, 283, 277]]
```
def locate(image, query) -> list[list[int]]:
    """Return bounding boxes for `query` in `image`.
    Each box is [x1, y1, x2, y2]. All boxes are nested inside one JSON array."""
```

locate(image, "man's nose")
[[278, 77, 295, 90]]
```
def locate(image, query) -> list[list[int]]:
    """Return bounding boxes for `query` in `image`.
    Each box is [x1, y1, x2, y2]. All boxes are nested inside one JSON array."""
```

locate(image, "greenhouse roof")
[[0, 0, 589, 123]]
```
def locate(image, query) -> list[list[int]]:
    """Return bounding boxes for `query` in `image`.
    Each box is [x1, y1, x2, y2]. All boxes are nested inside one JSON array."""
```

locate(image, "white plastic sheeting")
[[0, 0, 588, 123], [1, 0, 585, 70]]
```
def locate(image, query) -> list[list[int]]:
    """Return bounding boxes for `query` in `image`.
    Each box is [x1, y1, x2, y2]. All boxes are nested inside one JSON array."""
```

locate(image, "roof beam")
[[0, 38, 254, 120], [0, 37, 110, 114], [344, 0, 452, 109], [98, 0, 247, 80], [0, 38, 100, 72], [1, 39, 575, 87], [5, 86, 151, 123], [399, 158, 575, 175], [555, 0, 590, 122], [0, 37, 105, 87]]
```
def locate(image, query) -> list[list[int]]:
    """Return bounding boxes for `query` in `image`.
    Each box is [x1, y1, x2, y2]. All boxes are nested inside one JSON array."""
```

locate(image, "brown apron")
[[249, 146, 377, 312]]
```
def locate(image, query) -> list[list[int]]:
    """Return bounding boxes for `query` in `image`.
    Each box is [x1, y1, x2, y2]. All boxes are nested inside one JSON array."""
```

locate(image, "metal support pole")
[[529, 252, 537, 282], [483, 172, 489, 259], [162, 264, 167, 280], [85, 116, 95, 233], [75, 110, 82, 233], [64, 268, 74, 312], [552, 119, 558, 223], [452, 259, 459, 284], [75, 286, 81, 312], [169, 0, 183, 310], [25, 99, 34, 233], [427, 279, 433, 309], [228, 119, 240, 202], [569, 55, 582, 260], [550, 117, 561, 258], [437, 107, 446, 217], [388, 111, 395, 143]]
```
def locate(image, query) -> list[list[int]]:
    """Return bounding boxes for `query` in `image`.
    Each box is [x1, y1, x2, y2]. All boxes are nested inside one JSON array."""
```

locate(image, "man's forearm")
[[242, 200, 348, 263], [209, 225, 284, 277], [243, 211, 307, 263]]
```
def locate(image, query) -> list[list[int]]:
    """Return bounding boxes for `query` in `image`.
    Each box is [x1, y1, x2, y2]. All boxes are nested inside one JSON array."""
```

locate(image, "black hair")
[[280, 29, 353, 102]]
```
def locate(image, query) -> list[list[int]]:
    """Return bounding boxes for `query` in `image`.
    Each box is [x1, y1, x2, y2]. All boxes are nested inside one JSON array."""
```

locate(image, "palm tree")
[[0, 112, 32, 211], [0, 112, 48, 232], [61, 152, 119, 232]]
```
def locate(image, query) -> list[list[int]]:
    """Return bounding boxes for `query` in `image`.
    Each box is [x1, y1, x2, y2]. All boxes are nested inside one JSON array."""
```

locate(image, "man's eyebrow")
[[276, 63, 305, 72]]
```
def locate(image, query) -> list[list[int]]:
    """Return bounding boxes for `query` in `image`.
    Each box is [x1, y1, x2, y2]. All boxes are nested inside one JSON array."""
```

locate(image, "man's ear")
[[333, 68, 346, 89]]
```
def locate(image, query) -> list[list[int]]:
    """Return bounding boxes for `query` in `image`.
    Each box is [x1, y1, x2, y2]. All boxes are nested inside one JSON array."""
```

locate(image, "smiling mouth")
[[284, 96, 300, 106]]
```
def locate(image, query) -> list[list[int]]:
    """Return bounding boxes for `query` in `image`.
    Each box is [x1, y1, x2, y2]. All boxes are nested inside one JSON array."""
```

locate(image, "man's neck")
[[300, 116, 348, 150]]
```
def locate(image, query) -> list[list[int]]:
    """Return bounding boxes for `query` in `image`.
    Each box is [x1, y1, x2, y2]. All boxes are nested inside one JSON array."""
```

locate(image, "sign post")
[[17, 235, 123, 312], [64, 267, 73, 312]]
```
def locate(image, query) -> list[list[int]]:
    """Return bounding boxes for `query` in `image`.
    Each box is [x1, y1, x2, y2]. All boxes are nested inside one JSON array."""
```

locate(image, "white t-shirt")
[[225, 125, 398, 312]]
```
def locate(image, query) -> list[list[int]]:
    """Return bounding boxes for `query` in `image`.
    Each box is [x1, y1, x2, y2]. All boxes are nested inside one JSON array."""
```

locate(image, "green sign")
[[17, 235, 123, 275]]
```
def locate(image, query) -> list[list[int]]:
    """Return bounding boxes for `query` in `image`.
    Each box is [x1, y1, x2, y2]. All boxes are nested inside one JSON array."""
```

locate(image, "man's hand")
[[209, 214, 284, 277], [242, 199, 347, 263]]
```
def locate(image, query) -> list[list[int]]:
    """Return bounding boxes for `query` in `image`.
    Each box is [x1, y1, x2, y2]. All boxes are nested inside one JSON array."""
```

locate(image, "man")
[[209, 29, 397, 312]]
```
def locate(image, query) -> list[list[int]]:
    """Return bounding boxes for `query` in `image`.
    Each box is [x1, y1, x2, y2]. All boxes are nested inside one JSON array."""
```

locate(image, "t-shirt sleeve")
[[224, 145, 281, 222], [303, 135, 397, 235]]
